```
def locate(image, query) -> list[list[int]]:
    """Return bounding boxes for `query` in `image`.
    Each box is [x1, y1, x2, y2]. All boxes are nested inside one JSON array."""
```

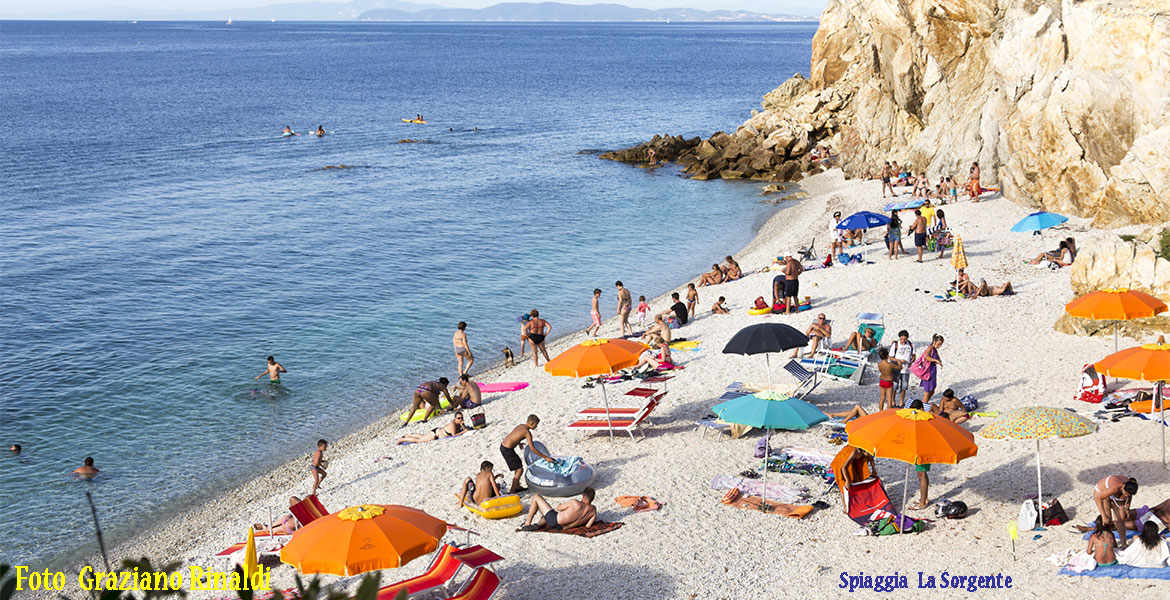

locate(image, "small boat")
[[401, 118, 428, 124], [227, 17, 232, 24]]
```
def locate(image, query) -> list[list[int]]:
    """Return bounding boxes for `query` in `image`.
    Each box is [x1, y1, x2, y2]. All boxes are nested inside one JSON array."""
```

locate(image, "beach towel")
[[532, 455, 584, 477], [778, 446, 836, 467], [1058, 564, 1170, 580], [725, 495, 814, 518], [517, 521, 624, 538], [615, 495, 663, 512], [710, 474, 809, 504]]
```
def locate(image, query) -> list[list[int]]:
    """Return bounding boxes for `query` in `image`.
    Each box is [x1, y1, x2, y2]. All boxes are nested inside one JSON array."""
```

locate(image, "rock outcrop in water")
[[604, 0, 1170, 225]]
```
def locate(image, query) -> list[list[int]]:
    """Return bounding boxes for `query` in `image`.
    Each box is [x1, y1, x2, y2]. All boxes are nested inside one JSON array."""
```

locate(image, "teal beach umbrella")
[[1010, 211, 1068, 234], [713, 391, 828, 509]]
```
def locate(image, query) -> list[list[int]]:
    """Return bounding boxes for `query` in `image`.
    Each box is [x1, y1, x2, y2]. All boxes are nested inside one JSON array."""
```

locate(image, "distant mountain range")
[[3, 0, 818, 22]]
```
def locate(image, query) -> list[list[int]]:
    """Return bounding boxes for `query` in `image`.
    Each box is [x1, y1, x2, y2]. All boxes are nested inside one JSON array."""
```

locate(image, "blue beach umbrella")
[[713, 391, 828, 509], [1010, 211, 1068, 234], [883, 199, 925, 212], [836, 211, 892, 230]]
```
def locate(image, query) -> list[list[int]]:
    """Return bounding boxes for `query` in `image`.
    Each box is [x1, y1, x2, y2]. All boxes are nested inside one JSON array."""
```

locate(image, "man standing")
[[500, 415, 555, 494], [880, 162, 894, 198], [520, 487, 597, 531], [255, 356, 287, 383], [783, 255, 803, 315], [908, 209, 928, 262], [829, 211, 845, 259], [889, 330, 915, 408], [968, 161, 981, 202], [615, 281, 633, 337]]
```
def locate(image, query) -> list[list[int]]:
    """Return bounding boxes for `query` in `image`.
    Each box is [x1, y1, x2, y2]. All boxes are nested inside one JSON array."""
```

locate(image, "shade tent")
[[722, 323, 808, 392]]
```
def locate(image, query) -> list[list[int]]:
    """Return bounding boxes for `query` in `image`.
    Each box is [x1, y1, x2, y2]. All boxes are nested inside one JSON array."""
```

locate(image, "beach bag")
[[909, 351, 931, 380], [1042, 498, 1069, 526], [722, 488, 741, 505], [754, 437, 771, 458], [960, 394, 978, 411], [470, 411, 487, 429], [872, 514, 925, 535], [1067, 551, 1097, 573], [754, 296, 768, 310], [1018, 499, 1039, 531]]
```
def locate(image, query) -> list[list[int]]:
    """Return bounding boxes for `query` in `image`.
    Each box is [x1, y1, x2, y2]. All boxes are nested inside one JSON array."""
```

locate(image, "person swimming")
[[315, 125, 325, 137]]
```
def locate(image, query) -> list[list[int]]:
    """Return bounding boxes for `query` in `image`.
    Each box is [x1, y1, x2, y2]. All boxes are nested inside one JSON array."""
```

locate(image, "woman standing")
[[887, 211, 904, 260], [453, 321, 474, 375], [525, 309, 551, 367], [932, 209, 949, 259], [919, 334, 944, 407]]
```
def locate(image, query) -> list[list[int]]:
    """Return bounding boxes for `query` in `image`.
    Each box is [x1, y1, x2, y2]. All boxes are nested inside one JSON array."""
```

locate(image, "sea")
[[0, 19, 815, 567]]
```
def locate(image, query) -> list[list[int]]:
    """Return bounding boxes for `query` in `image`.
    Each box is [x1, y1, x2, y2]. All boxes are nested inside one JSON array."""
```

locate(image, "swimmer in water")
[[10, 444, 21, 455], [255, 355, 287, 383], [73, 456, 99, 479], [315, 125, 325, 137]]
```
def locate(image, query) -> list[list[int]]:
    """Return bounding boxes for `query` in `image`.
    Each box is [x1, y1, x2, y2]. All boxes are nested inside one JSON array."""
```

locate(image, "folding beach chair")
[[439, 567, 501, 600], [797, 237, 817, 262], [782, 359, 821, 399], [566, 396, 660, 442], [376, 544, 463, 600], [289, 494, 329, 527], [801, 352, 866, 385], [830, 446, 893, 525]]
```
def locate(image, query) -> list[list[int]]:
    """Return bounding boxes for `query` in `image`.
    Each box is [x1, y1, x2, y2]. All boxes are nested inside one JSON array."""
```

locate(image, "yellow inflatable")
[[748, 306, 773, 315], [455, 494, 523, 519], [400, 396, 453, 422]]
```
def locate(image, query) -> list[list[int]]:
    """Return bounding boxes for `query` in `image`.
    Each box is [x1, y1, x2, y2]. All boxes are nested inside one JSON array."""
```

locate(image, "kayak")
[[401, 118, 428, 124]]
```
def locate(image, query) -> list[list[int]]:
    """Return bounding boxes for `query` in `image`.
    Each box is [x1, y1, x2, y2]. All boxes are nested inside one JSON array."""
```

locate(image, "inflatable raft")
[[524, 441, 595, 497], [455, 493, 523, 519]]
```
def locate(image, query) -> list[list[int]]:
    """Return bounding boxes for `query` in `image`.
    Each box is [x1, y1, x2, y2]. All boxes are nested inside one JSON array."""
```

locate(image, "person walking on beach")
[[889, 330, 915, 407], [919, 334, 944, 407], [636, 296, 649, 328], [686, 283, 699, 318], [932, 209, 949, 259], [615, 281, 633, 337], [880, 162, 894, 198], [501, 415, 555, 493], [310, 439, 327, 495], [877, 348, 897, 411], [520, 487, 597, 531], [967, 162, 981, 202], [403, 378, 453, 426], [525, 310, 551, 366], [453, 322, 474, 375], [585, 289, 603, 337], [72, 457, 99, 479], [909, 209, 928, 262], [255, 356, 287, 383], [783, 255, 803, 315]]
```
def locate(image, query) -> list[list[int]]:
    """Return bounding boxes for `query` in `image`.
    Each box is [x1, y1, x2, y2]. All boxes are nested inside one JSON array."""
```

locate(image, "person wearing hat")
[[519, 313, 532, 360], [830, 211, 845, 258]]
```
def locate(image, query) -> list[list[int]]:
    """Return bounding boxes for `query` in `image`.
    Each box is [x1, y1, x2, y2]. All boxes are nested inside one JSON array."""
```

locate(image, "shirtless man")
[[793, 314, 831, 358], [585, 289, 602, 337], [255, 355, 287, 383], [877, 348, 897, 410], [640, 314, 672, 347], [967, 162, 981, 202], [724, 256, 743, 280], [525, 310, 551, 366], [453, 321, 474, 375], [500, 415, 555, 493], [615, 281, 633, 337], [698, 264, 724, 287], [783, 256, 803, 315], [908, 209, 928, 262], [402, 378, 453, 426], [72, 456, 99, 479], [520, 487, 597, 531], [880, 162, 894, 198], [932, 389, 970, 424], [453, 374, 482, 408], [1094, 475, 1139, 547], [459, 461, 501, 507]]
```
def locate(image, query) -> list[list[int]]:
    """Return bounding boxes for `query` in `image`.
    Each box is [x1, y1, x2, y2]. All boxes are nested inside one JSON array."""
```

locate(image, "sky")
[[0, 0, 830, 18]]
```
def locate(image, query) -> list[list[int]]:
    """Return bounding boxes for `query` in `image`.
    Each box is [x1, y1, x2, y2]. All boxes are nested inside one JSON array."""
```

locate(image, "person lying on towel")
[[520, 488, 597, 531]]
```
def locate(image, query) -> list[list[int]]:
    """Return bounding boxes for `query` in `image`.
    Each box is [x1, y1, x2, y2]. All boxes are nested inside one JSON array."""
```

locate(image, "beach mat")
[[727, 496, 814, 519], [517, 521, 624, 538], [1059, 565, 1170, 580]]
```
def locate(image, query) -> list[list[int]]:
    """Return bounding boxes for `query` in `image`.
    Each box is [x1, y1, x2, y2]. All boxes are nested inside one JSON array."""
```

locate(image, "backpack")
[[754, 296, 768, 310], [960, 394, 978, 411]]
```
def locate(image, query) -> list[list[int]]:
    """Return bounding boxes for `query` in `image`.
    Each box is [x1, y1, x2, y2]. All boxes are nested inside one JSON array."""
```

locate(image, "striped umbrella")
[[980, 407, 1097, 504], [1065, 288, 1168, 351]]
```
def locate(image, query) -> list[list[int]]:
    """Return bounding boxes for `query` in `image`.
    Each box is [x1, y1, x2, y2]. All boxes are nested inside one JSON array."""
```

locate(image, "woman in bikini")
[[1094, 475, 1139, 547], [1086, 516, 1118, 566], [453, 321, 474, 375], [398, 412, 467, 444]]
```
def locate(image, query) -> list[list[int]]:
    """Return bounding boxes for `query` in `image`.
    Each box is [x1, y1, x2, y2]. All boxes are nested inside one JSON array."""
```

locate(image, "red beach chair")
[[830, 446, 893, 525], [566, 396, 659, 441], [376, 544, 463, 600], [440, 567, 501, 600], [289, 494, 329, 526], [1075, 363, 1106, 403]]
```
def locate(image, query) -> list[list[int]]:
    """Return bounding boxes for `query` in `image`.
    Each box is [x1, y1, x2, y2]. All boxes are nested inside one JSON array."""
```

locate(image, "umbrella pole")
[[1160, 382, 1166, 469], [766, 353, 774, 392], [761, 428, 771, 512], [1036, 438, 1043, 509], [901, 464, 910, 534], [602, 381, 614, 442], [1115, 322, 1120, 354]]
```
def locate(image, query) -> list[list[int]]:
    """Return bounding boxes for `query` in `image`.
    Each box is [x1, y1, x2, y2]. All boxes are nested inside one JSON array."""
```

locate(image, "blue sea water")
[[0, 20, 815, 566]]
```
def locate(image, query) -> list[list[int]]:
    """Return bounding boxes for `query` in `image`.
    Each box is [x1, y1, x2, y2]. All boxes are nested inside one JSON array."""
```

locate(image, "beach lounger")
[[782, 359, 821, 399], [566, 397, 659, 442], [801, 351, 866, 385], [695, 417, 732, 440], [438, 567, 500, 600], [289, 494, 329, 527], [576, 392, 666, 424], [376, 543, 463, 600], [830, 446, 893, 525]]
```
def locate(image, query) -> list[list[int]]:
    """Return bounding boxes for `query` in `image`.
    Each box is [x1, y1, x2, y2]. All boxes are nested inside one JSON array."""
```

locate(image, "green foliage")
[[1119, 234, 1136, 242], [1159, 229, 1170, 260]]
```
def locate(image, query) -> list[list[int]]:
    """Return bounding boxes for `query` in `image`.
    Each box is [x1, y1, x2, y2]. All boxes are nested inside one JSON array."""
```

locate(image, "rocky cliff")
[[604, 0, 1169, 225]]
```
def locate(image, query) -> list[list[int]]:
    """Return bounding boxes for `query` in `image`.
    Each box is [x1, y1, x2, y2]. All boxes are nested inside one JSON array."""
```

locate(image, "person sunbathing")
[[932, 389, 969, 424], [458, 461, 501, 507], [1029, 240, 1074, 267], [974, 280, 1014, 297], [843, 327, 877, 352], [723, 256, 742, 280], [827, 404, 869, 422], [640, 314, 671, 345], [520, 487, 597, 531], [698, 264, 725, 287], [253, 496, 302, 535], [837, 447, 876, 490], [397, 412, 467, 444], [953, 269, 978, 296], [792, 314, 832, 358]]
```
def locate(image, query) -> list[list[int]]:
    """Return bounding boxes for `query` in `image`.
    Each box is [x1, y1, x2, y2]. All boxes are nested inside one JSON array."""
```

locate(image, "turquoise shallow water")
[[0, 20, 815, 566]]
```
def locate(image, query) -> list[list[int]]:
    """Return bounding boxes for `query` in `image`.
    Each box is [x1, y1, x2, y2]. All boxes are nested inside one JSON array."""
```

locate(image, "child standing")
[[686, 283, 699, 318], [310, 439, 328, 495], [585, 288, 602, 337], [636, 296, 649, 327]]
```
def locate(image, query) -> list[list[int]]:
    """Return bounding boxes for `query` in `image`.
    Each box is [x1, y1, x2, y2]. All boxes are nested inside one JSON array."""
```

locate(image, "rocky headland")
[[602, 0, 1169, 226]]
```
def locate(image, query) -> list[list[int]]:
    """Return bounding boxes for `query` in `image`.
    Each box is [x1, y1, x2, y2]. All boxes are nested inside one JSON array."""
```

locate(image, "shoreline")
[[58, 169, 1170, 598]]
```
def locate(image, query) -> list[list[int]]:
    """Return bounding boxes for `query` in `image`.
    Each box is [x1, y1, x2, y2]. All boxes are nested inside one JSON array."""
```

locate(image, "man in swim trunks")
[[880, 162, 894, 198], [525, 310, 551, 366], [640, 314, 672, 348], [615, 281, 633, 337], [453, 374, 482, 408], [500, 415, 554, 494], [909, 209, 928, 262], [520, 487, 597, 531], [459, 461, 501, 508], [1094, 475, 1139, 547], [586, 289, 602, 337], [310, 439, 327, 495], [783, 256, 803, 315], [453, 321, 474, 375], [72, 456, 99, 479], [792, 314, 832, 358], [967, 161, 981, 202], [255, 355, 287, 383], [877, 348, 897, 410], [402, 377, 453, 426]]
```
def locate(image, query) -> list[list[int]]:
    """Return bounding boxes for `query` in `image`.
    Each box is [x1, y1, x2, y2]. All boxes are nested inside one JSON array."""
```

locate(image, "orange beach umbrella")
[[545, 338, 648, 441], [1066, 288, 1167, 351], [1095, 336, 1170, 467], [846, 408, 978, 520], [280, 504, 447, 576]]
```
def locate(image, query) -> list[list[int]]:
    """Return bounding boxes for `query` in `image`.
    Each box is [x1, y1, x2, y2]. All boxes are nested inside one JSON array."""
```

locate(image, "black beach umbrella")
[[722, 323, 809, 391]]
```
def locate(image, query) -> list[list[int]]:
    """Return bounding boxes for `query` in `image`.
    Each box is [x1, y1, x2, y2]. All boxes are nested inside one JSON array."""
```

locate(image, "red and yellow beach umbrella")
[[1095, 336, 1170, 467], [280, 504, 447, 576], [545, 338, 648, 441], [1066, 288, 1167, 351]]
